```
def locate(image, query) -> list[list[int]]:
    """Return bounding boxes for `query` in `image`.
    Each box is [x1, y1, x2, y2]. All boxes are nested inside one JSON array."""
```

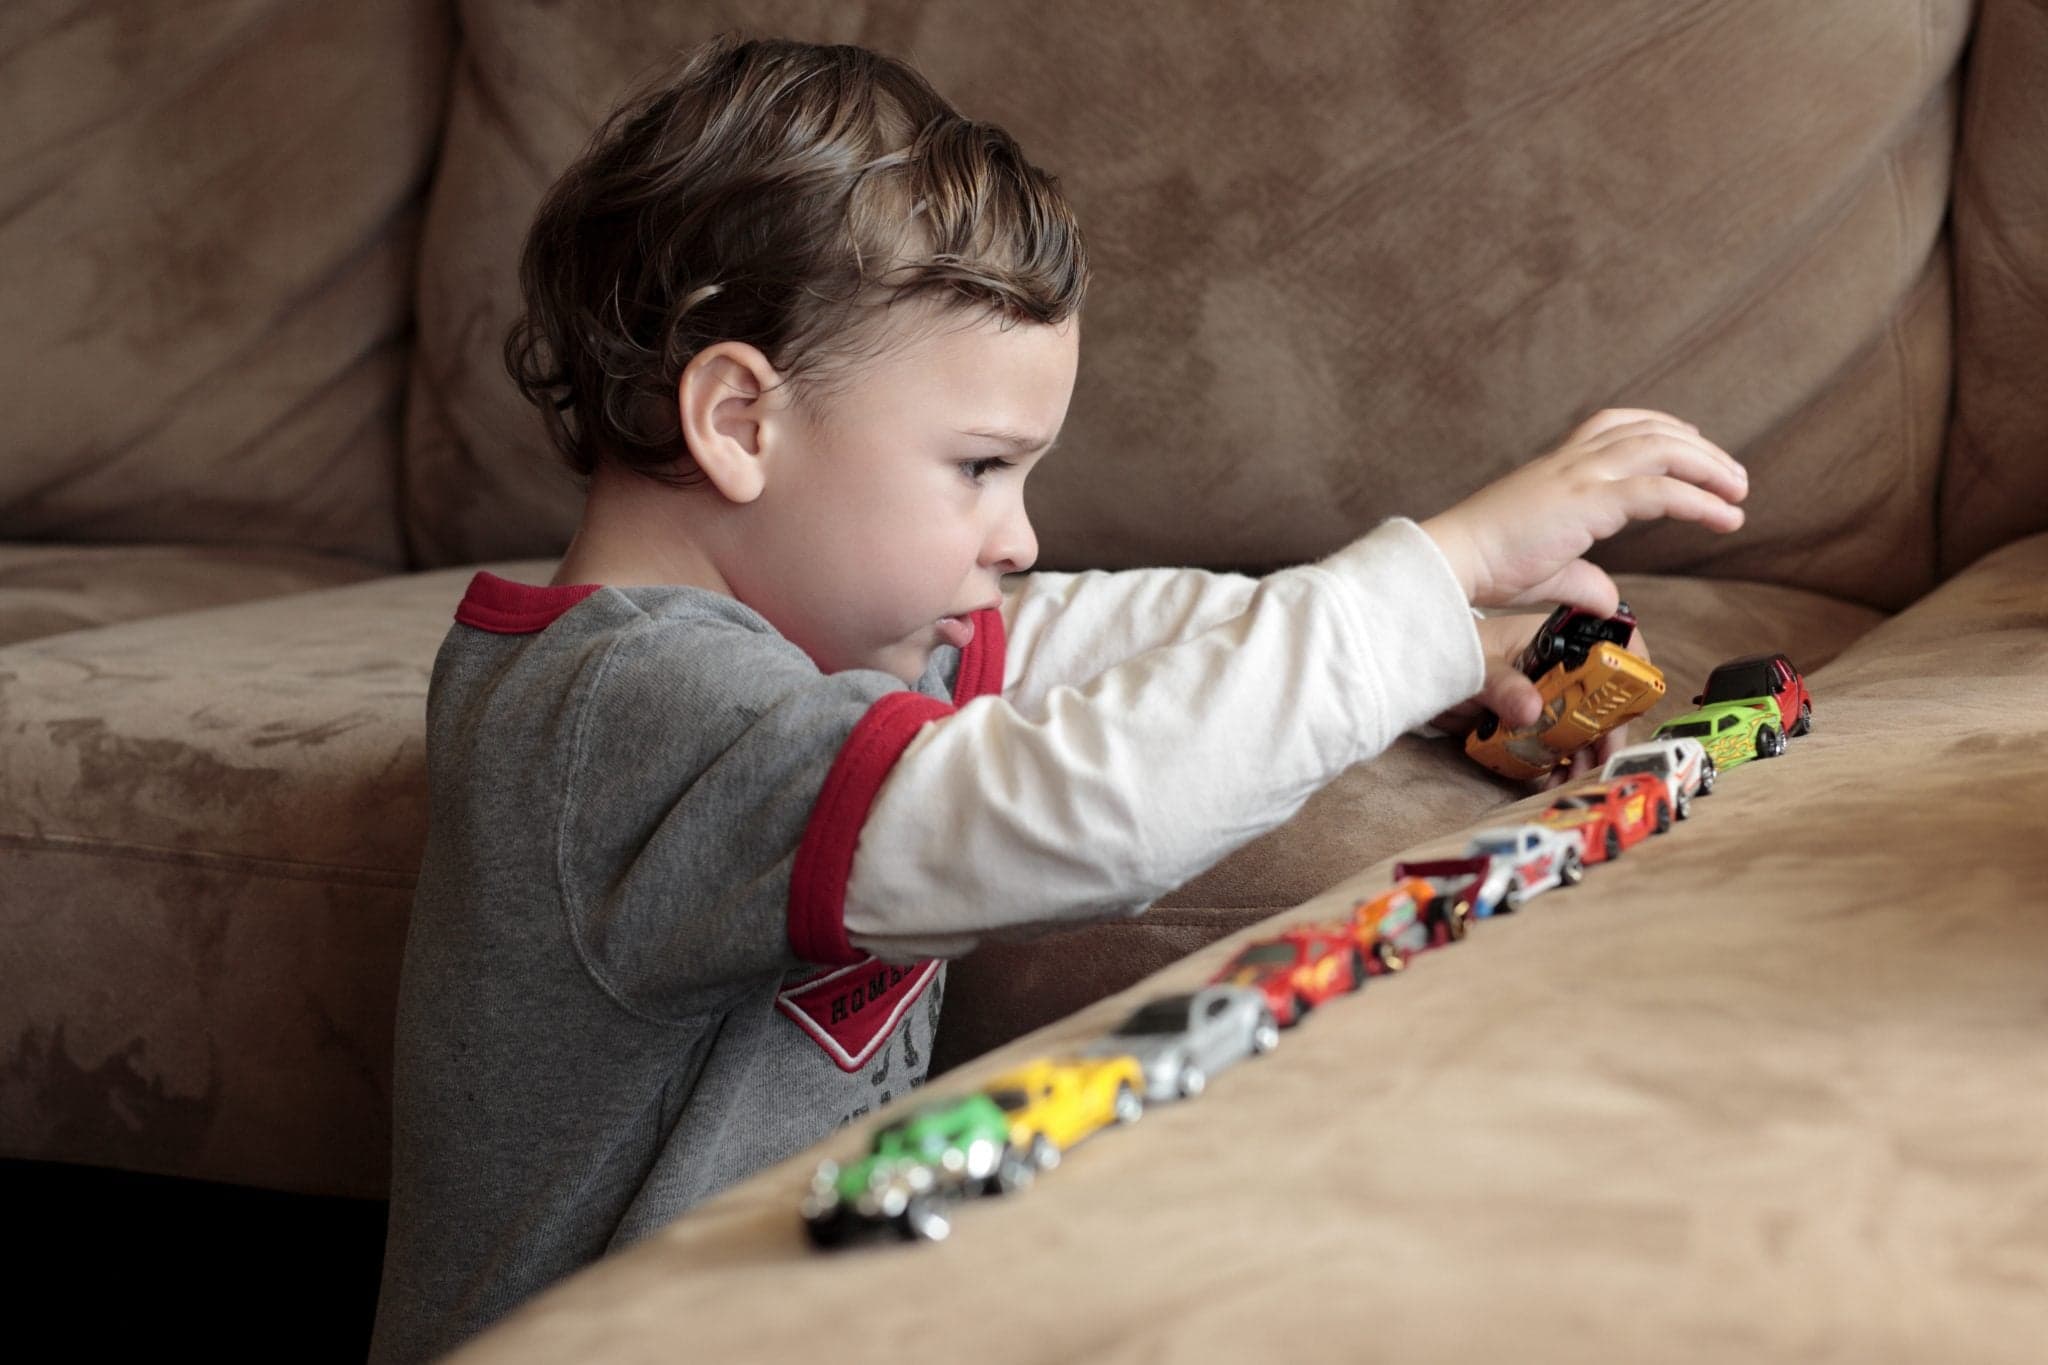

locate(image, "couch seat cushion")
[[0, 543, 386, 648], [0, 560, 552, 1197]]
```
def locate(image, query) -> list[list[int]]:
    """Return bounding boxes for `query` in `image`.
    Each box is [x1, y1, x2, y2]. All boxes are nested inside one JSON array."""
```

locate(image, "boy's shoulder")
[[440, 574, 958, 731]]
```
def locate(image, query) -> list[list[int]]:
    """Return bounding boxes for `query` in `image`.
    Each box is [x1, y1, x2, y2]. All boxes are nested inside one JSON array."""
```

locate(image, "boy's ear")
[[677, 342, 785, 504]]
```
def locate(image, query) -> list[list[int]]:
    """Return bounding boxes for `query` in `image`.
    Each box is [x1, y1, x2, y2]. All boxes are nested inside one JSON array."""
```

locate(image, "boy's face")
[[732, 307, 1079, 683]]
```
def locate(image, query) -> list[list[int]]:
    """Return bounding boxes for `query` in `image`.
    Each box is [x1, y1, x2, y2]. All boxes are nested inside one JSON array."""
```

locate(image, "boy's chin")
[[838, 637, 934, 685]]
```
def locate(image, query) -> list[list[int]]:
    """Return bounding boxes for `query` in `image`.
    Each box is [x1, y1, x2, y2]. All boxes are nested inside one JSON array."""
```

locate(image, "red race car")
[[1209, 923, 1366, 1028], [1535, 772, 1671, 865]]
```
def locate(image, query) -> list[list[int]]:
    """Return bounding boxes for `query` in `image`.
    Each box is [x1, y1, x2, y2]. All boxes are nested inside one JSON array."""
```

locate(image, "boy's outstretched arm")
[[841, 409, 1745, 960]]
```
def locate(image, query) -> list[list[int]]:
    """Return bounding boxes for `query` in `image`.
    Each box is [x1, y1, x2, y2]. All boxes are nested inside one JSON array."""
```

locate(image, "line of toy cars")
[[803, 988, 1280, 1247], [803, 646, 1812, 1250]]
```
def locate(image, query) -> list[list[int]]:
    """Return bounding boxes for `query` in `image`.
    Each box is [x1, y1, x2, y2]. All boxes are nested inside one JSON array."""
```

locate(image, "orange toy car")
[[1466, 603, 1666, 781], [1347, 877, 1469, 975]]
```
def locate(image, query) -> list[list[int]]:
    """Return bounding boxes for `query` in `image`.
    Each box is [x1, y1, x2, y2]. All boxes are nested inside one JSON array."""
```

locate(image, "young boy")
[[369, 35, 1747, 1364]]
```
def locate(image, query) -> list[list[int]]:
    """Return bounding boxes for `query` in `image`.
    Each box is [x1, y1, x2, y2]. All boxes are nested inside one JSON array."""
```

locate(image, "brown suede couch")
[[5, 2, 2047, 1360]]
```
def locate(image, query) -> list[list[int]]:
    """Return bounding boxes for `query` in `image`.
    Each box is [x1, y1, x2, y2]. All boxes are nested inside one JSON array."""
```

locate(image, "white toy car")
[[1462, 824, 1585, 900], [1600, 736, 1714, 820]]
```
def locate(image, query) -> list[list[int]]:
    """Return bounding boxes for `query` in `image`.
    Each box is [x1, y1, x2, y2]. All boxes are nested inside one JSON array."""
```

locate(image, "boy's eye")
[[959, 456, 1014, 484]]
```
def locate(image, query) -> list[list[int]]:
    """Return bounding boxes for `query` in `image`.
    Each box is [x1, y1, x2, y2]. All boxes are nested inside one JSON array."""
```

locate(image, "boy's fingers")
[[1585, 428, 1747, 500], [1479, 668, 1544, 729], [1615, 475, 1746, 533], [1566, 408, 1693, 444]]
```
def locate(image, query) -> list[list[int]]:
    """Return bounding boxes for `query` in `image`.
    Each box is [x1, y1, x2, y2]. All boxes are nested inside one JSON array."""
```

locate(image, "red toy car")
[[1535, 773, 1671, 864], [1694, 652, 1812, 738], [1210, 923, 1366, 1028]]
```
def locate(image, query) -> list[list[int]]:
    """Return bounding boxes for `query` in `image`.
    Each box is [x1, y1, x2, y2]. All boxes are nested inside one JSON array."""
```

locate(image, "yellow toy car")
[[981, 1056, 1145, 1171], [1466, 604, 1667, 781]]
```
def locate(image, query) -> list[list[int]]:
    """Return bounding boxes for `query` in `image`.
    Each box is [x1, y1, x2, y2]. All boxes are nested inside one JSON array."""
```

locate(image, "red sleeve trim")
[[952, 605, 1007, 703], [454, 571, 603, 634], [788, 691, 955, 966]]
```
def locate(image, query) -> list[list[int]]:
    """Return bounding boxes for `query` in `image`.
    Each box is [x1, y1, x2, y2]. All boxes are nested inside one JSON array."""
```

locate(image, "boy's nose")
[[985, 506, 1038, 575]]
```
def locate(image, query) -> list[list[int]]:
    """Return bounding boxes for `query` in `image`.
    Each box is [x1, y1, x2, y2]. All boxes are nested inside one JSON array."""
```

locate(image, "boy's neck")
[[550, 462, 732, 594]]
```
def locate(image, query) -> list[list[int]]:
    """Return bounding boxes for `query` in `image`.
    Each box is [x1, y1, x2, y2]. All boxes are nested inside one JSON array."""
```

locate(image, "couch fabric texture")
[[3, 1, 2045, 1353]]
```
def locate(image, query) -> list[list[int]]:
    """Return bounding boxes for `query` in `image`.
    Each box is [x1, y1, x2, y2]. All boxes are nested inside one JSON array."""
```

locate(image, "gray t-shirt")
[[369, 578, 970, 1365]]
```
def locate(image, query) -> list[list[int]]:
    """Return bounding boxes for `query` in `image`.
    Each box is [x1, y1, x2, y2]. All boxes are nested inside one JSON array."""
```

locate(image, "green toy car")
[[1652, 698, 1786, 771], [801, 1093, 1034, 1248]]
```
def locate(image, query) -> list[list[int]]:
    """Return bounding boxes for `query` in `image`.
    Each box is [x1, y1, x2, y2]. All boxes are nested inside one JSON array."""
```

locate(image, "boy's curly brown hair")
[[506, 35, 1090, 485]]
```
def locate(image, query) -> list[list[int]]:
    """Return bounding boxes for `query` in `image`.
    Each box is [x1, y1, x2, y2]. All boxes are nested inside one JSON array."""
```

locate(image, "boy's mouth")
[[935, 614, 975, 649]]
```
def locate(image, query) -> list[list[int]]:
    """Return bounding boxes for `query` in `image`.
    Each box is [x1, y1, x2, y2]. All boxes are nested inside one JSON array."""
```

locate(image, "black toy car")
[[1516, 601, 1639, 680]]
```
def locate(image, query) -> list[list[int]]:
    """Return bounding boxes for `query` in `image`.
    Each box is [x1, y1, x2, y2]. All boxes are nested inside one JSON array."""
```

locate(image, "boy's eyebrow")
[[958, 428, 1060, 453]]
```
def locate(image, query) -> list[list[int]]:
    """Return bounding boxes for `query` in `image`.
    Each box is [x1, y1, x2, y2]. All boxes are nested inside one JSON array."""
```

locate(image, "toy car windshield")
[[1470, 835, 1518, 854], [1234, 944, 1299, 966], [1547, 795, 1597, 810], [1702, 660, 1778, 701], [1115, 998, 1195, 1035], [1606, 756, 1665, 777], [984, 1088, 1029, 1111], [1660, 720, 1713, 738]]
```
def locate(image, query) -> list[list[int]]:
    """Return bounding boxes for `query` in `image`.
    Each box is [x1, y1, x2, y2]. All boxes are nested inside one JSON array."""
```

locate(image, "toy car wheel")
[[1437, 897, 1471, 942], [1251, 1013, 1281, 1054], [1027, 1134, 1061, 1172], [1675, 790, 1691, 821], [1374, 940, 1406, 974], [1756, 725, 1782, 759], [988, 1150, 1035, 1196], [1498, 881, 1523, 914], [1654, 800, 1671, 834], [1560, 849, 1586, 885], [1286, 993, 1313, 1027], [1603, 827, 1622, 861], [1112, 1081, 1143, 1125], [897, 1196, 951, 1243], [1698, 757, 1717, 795], [1472, 711, 1499, 741], [1177, 1066, 1207, 1100], [1346, 948, 1369, 991], [1794, 701, 1812, 737]]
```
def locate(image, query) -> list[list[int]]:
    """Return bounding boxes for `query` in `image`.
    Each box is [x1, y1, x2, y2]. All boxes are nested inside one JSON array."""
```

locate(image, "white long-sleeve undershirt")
[[843, 518, 1485, 959]]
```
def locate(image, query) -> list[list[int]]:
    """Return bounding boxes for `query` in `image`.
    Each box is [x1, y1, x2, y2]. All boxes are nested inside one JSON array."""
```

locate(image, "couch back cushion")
[[0, 0, 453, 567], [405, 0, 1970, 610], [1943, 0, 2048, 580]]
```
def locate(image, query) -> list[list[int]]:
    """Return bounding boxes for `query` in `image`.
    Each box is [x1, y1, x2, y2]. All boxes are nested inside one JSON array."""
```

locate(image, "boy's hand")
[[1420, 409, 1747, 613], [1426, 613, 1656, 791]]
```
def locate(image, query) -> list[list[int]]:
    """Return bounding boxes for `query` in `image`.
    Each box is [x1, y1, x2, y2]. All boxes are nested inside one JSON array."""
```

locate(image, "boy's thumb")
[[1481, 666, 1544, 729]]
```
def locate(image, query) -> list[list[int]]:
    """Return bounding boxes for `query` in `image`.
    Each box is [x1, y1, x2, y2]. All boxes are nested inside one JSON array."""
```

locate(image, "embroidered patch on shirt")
[[776, 957, 940, 1073]]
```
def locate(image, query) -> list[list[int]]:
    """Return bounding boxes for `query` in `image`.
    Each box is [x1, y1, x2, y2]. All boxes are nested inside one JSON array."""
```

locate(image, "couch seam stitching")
[[0, 830, 416, 887]]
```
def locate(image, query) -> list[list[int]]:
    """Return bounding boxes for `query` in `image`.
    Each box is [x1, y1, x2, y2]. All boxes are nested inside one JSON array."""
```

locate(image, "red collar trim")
[[952, 606, 1006, 703], [454, 572, 603, 634]]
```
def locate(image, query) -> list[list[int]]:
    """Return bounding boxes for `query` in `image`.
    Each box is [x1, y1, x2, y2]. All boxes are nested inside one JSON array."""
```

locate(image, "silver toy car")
[[1082, 986, 1279, 1102]]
